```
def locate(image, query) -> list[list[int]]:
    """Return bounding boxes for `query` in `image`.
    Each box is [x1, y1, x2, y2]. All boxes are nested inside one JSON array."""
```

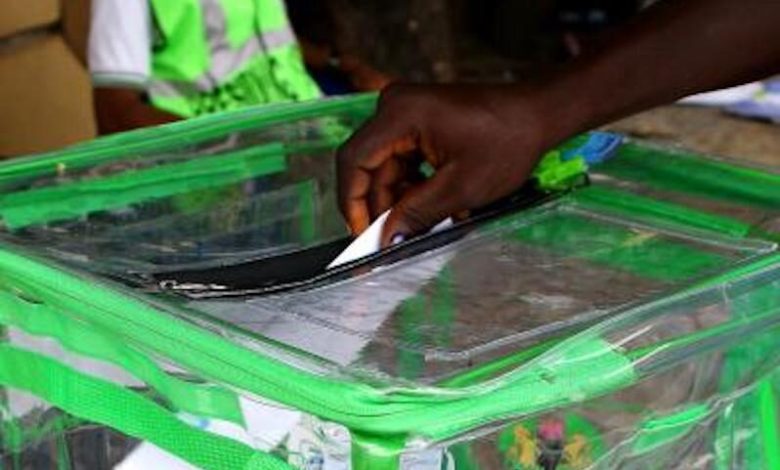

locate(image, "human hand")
[[337, 83, 563, 246]]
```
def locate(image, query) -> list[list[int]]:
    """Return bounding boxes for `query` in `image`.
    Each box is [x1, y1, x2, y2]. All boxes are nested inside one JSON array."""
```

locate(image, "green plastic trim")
[[572, 186, 755, 239], [600, 142, 780, 210], [506, 205, 729, 281], [0, 289, 244, 424], [759, 379, 780, 470], [0, 235, 775, 446], [0, 245, 636, 443], [0, 143, 286, 229], [0, 94, 377, 188], [532, 150, 588, 191], [0, 251, 774, 470], [0, 344, 291, 470], [631, 404, 710, 455]]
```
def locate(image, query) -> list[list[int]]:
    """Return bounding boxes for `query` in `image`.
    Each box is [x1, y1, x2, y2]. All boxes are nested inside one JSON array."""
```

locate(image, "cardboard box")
[[0, 0, 59, 39], [0, 33, 96, 157], [62, 0, 91, 65], [0, 0, 96, 157]]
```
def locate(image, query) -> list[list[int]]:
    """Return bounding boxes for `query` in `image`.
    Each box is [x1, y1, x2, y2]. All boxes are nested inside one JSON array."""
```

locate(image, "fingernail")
[[390, 234, 406, 245]]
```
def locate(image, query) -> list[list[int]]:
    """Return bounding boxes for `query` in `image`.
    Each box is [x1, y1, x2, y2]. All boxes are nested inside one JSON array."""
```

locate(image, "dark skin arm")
[[299, 39, 392, 92], [337, 0, 780, 246], [93, 88, 180, 135]]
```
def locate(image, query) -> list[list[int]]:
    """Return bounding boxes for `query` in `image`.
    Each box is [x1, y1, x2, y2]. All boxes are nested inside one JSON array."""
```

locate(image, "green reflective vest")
[[148, 0, 321, 118]]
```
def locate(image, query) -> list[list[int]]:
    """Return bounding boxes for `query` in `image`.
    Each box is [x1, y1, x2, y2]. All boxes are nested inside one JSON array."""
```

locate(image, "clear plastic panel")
[[0, 98, 373, 276], [6, 260, 777, 469], [194, 201, 774, 383], [592, 140, 780, 238], [0, 97, 778, 470]]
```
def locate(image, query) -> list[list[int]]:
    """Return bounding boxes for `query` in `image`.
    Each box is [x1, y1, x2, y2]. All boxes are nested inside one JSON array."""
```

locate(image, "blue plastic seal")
[[562, 132, 624, 165]]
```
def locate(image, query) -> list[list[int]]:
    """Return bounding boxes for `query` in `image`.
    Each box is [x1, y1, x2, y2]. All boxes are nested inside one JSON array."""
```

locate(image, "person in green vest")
[[88, 0, 388, 135]]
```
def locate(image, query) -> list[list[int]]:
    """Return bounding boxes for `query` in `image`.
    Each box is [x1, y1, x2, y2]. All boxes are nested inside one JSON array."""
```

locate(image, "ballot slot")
[[191, 197, 776, 380], [153, 184, 555, 297]]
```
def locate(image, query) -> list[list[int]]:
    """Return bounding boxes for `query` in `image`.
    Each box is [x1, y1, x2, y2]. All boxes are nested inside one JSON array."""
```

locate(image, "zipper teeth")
[[158, 280, 228, 292]]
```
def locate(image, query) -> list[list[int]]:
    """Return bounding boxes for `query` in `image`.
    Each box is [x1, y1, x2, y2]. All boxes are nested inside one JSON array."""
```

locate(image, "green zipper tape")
[[631, 404, 711, 455], [0, 289, 243, 425], [0, 246, 637, 442], [0, 248, 776, 444], [0, 344, 292, 470], [0, 94, 377, 188], [0, 250, 775, 468], [759, 379, 780, 470], [600, 142, 780, 210], [506, 204, 730, 281], [0, 143, 286, 229], [572, 186, 755, 239]]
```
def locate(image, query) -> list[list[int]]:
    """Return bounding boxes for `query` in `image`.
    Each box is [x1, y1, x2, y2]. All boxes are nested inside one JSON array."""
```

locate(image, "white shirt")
[[88, 0, 153, 89]]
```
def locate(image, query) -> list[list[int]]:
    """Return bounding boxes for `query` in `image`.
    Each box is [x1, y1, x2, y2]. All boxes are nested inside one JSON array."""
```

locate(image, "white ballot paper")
[[327, 210, 453, 269]]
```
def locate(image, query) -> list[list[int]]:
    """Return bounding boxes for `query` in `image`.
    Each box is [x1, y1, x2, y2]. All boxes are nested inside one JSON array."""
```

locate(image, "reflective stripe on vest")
[[148, 0, 321, 118]]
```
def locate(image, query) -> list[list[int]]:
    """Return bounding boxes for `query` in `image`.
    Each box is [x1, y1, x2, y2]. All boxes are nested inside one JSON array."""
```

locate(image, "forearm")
[[534, 0, 780, 146], [93, 88, 180, 135]]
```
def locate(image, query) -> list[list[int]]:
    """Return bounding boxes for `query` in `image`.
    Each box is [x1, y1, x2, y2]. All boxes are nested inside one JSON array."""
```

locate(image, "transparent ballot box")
[[0, 95, 778, 470]]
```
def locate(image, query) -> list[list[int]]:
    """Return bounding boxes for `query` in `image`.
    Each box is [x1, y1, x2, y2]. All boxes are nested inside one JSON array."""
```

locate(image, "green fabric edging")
[[0, 94, 377, 188], [631, 404, 710, 455], [0, 143, 286, 229], [0, 246, 637, 442], [572, 186, 754, 239], [0, 289, 244, 425], [600, 142, 780, 210], [506, 206, 728, 281], [0, 344, 292, 470], [759, 379, 780, 470], [0, 249, 774, 467]]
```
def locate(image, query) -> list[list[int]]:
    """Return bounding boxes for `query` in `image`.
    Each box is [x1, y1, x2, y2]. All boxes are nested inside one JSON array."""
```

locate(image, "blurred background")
[[1, 0, 777, 164]]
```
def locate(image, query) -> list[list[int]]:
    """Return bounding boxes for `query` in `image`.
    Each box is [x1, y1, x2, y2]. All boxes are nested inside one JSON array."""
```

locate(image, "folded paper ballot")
[[327, 210, 453, 269]]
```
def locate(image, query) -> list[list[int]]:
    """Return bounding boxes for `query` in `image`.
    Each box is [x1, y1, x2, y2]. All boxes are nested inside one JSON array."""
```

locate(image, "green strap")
[[0, 143, 286, 229], [759, 371, 780, 470], [0, 244, 637, 440], [0, 344, 292, 470], [0, 94, 377, 189], [0, 289, 243, 424], [573, 186, 756, 239], [600, 142, 780, 210], [631, 404, 711, 455], [0, 248, 774, 444], [505, 203, 729, 281]]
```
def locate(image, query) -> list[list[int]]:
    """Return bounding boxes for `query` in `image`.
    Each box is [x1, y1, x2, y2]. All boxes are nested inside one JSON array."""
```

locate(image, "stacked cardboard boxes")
[[0, 0, 96, 157]]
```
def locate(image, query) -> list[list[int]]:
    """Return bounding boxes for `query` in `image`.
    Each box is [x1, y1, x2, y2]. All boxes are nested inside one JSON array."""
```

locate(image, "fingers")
[[368, 158, 403, 219], [380, 165, 466, 247], [336, 104, 417, 236]]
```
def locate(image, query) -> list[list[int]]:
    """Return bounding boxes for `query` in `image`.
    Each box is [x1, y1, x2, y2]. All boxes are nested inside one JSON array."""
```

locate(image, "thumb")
[[380, 167, 464, 247]]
